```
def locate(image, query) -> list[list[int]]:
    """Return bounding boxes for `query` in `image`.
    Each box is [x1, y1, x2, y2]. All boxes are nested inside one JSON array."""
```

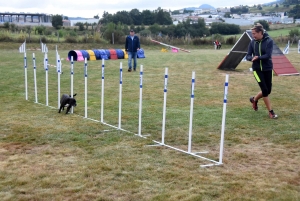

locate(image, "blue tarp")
[[93, 49, 101, 60], [93, 49, 108, 60], [137, 48, 145, 58], [80, 50, 90, 60], [105, 49, 111, 59], [115, 49, 124, 59]]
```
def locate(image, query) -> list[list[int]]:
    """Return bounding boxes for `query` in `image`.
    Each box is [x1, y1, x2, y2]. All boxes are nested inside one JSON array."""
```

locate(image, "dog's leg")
[[66, 105, 72, 114], [58, 105, 63, 113]]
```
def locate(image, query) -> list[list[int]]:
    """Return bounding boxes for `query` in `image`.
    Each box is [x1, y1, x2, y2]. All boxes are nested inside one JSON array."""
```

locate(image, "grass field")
[[0, 44, 299, 200]]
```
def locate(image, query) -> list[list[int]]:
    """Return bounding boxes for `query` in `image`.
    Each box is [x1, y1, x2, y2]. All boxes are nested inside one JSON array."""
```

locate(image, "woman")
[[246, 23, 278, 119]]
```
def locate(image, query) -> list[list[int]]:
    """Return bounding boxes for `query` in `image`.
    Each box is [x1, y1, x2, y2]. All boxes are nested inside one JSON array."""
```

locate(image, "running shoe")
[[269, 110, 278, 119], [250, 97, 258, 111]]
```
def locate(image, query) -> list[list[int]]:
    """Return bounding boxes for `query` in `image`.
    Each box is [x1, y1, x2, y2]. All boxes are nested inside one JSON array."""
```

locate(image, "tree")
[[254, 20, 269, 31], [100, 11, 113, 24], [289, 4, 300, 19], [26, 26, 32, 42], [156, 9, 172, 25], [4, 22, 9, 29], [257, 5, 263, 10], [210, 23, 241, 35], [141, 10, 155, 25], [75, 22, 85, 31], [224, 12, 231, 18], [94, 14, 99, 19], [113, 11, 133, 25], [35, 25, 46, 35], [130, 9, 142, 25], [52, 14, 63, 29]]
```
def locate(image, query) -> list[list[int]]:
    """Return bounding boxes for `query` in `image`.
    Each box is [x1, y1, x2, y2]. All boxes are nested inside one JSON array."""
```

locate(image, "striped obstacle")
[[67, 48, 145, 61]]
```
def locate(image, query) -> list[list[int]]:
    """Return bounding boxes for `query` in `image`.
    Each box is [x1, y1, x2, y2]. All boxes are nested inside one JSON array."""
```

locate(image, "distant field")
[[0, 46, 299, 200]]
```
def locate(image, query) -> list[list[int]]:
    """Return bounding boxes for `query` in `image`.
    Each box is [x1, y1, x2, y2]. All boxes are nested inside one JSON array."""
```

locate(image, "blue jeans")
[[128, 52, 137, 70]]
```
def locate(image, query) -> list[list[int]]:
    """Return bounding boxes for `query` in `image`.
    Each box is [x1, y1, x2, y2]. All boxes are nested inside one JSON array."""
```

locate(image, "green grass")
[[0, 45, 299, 200]]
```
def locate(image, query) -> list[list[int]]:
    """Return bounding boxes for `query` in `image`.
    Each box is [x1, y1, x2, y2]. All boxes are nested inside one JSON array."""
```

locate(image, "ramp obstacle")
[[217, 30, 299, 76]]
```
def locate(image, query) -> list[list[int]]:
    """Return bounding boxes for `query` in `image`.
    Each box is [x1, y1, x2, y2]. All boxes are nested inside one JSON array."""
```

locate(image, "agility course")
[[19, 42, 230, 167], [4, 40, 299, 200]]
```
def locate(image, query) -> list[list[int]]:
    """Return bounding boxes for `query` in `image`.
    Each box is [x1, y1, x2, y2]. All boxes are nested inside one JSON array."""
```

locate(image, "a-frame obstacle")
[[217, 30, 299, 76]]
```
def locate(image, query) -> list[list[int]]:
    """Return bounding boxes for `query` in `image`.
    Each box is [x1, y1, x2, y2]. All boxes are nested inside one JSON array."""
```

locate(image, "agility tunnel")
[[68, 48, 145, 61]]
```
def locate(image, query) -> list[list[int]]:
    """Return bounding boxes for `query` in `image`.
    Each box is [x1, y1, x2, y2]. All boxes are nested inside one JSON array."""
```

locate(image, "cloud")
[[1, 0, 273, 18]]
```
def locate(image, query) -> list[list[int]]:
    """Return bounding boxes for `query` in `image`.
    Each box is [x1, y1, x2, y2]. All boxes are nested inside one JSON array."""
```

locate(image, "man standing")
[[246, 23, 278, 119], [125, 29, 140, 72]]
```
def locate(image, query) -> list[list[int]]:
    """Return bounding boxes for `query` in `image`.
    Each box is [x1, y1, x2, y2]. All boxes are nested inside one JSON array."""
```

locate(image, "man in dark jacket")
[[125, 29, 140, 72], [246, 23, 278, 119]]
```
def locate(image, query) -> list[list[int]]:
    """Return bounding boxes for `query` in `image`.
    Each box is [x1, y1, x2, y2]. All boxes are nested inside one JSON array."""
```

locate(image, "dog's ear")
[[73, 93, 77, 97]]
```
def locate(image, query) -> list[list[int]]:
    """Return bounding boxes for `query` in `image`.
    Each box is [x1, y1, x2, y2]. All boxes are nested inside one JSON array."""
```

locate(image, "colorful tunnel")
[[68, 49, 145, 61]]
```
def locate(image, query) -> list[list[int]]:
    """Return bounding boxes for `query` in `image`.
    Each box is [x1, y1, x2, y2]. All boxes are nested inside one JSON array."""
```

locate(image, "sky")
[[1, 0, 275, 18]]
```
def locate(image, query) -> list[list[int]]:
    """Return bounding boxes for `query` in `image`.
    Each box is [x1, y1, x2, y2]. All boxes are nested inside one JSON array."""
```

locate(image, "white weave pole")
[[24, 52, 28, 100], [118, 62, 123, 129], [188, 71, 195, 153], [138, 65, 143, 136], [70, 56, 74, 113], [44, 53, 49, 106], [101, 59, 105, 123], [219, 74, 229, 164], [57, 55, 61, 109], [161, 67, 168, 145], [32, 53, 38, 103], [84, 58, 88, 118]]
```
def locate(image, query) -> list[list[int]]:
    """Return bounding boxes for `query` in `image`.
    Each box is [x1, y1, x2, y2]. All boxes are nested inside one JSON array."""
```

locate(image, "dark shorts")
[[253, 70, 273, 97]]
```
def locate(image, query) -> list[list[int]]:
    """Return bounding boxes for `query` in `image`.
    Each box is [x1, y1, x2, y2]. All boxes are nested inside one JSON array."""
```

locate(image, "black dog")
[[58, 93, 77, 114]]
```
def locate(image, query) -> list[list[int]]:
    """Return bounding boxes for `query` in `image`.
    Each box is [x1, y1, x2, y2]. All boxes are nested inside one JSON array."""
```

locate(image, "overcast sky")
[[2, 0, 274, 18]]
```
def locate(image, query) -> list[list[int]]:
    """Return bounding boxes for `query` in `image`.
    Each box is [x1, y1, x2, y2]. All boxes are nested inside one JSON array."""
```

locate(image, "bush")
[[0, 31, 12, 42], [44, 29, 52, 36], [225, 36, 237, 45], [64, 36, 77, 43], [192, 38, 211, 45], [139, 29, 151, 37], [40, 36, 48, 43], [17, 35, 26, 43], [289, 28, 300, 38]]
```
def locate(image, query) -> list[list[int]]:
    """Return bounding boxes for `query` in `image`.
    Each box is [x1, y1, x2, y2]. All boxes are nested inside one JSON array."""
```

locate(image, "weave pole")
[[24, 52, 28, 100], [188, 71, 195, 153], [70, 56, 74, 113], [57, 55, 61, 109], [118, 62, 123, 129], [32, 53, 38, 103], [84, 58, 88, 118], [44, 53, 49, 106], [138, 65, 143, 136], [218, 74, 229, 165], [161, 67, 168, 145], [101, 59, 105, 123]]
